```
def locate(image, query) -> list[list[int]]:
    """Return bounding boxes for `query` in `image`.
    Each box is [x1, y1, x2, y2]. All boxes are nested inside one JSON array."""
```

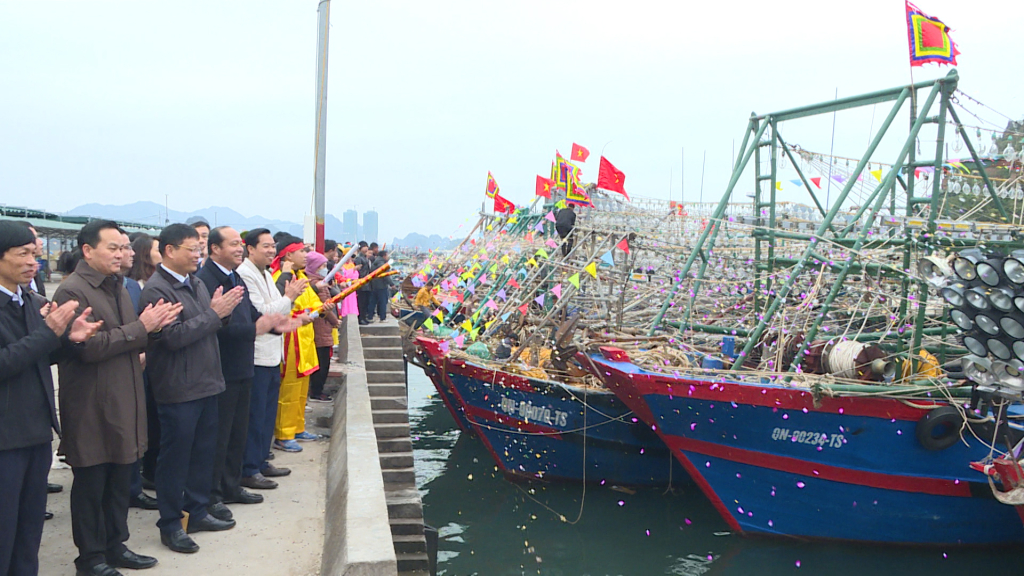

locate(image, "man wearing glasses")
[[139, 224, 244, 555]]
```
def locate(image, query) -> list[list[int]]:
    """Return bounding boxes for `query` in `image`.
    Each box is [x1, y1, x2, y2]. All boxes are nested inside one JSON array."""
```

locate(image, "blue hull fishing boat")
[[415, 337, 686, 486], [592, 351, 1024, 544]]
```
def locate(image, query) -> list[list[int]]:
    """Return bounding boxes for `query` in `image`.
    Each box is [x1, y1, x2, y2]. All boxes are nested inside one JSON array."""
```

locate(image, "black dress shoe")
[[129, 493, 159, 510], [186, 514, 236, 533], [240, 473, 278, 490], [44, 511, 54, 521], [161, 529, 199, 554], [223, 488, 263, 505], [75, 562, 123, 576], [47, 482, 63, 494], [207, 502, 233, 522], [266, 452, 275, 461], [107, 548, 157, 570], [261, 463, 291, 477]]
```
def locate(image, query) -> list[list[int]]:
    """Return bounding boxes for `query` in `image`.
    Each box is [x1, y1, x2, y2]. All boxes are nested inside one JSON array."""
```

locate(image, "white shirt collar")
[[0, 284, 25, 307], [213, 260, 234, 277], [160, 264, 188, 284]]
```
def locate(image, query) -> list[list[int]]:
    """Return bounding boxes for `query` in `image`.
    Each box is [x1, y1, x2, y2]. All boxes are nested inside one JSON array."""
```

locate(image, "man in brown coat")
[[53, 220, 181, 576]]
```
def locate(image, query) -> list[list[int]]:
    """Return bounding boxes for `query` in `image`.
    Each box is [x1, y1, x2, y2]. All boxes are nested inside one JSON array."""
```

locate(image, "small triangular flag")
[[496, 289, 507, 301], [535, 294, 545, 306], [600, 252, 614, 266], [454, 334, 465, 347], [545, 211, 557, 222], [526, 258, 538, 267], [616, 238, 630, 253], [585, 262, 598, 278], [870, 169, 883, 182], [423, 318, 435, 330], [551, 284, 562, 298], [460, 320, 473, 332], [568, 273, 580, 288], [810, 177, 821, 188], [775, 181, 782, 191], [501, 255, 509, 264], [517, 303, 529, 315], [485, 299, 498, 311], [536, 248, 549, 259]]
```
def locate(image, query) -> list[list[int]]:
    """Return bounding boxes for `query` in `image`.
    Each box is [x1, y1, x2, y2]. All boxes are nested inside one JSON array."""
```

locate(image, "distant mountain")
[[67, 201, 349, 239], [391, 232, 460, 251]]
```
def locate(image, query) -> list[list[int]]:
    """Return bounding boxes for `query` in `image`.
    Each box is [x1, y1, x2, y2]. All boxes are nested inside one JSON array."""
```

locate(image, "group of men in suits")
[[0, 220, 303, 576]]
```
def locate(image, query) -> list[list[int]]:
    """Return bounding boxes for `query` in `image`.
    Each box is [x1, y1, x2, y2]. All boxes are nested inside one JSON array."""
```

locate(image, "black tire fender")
[[915, 406, 962, 451]]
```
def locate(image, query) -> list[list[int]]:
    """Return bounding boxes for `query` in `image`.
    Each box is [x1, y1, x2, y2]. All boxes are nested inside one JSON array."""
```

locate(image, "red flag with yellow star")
[[535, 175, 554, 199], [570, 143, 590, 163], [597, 156, 629, 201]]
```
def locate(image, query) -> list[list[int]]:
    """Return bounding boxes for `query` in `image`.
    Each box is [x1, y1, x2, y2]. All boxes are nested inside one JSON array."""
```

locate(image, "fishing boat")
[[414, 335, 687, 486], [580, 70, 1024, 544]]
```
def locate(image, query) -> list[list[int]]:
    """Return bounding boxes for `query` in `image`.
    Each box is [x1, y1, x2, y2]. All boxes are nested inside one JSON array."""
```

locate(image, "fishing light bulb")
[[963, 355, 995, 385], [950, 309, 974, 330], [976, 314, 1000, 335], [941, 285, 965, 307], [951, 181, 963, 195], [1014, 341, 1024, 362], [963, 336, 988, 357], [990, 287, 1016, 312], [965, 287, 990, 309], [917, 255, 952, 286], [977, 260, 1001, 287], [954, 256, 980, 281], [973, 183, 983, 197], [1004, 252, 1024, 285], [1006, 145, 1019, 162], [988, 339, 1013, 360], [1015, 296, 1024, 314], [1000, 317, 1024, 339]]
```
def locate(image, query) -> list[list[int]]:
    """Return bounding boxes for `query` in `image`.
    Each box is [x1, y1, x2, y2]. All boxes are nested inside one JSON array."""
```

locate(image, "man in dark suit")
[[139, 224, 243, 554], [195, 227, 294, 522], [0, 221, 101, 576]]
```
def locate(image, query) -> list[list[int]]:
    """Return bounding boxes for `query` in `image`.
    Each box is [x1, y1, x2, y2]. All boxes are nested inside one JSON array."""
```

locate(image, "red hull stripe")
[[662, 434, 972, 498], [606, 363, 938, 421]]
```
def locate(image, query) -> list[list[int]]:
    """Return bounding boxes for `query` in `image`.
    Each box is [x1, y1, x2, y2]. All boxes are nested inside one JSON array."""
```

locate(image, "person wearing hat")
[[269, 236, 320, 452], [0, 221, 102, 576], [304, 251, 339, 404]]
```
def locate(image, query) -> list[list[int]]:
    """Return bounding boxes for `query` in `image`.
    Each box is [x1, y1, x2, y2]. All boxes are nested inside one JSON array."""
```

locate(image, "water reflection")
[[408, 370, 1024, 575]]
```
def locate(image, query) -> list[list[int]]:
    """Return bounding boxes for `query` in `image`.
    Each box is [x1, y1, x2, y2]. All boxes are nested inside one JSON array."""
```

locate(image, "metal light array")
[[922, 249, 1024, 395]]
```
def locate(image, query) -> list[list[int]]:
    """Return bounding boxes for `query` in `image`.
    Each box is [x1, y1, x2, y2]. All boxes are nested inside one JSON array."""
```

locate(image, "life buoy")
[[915, 406, 962, 451]]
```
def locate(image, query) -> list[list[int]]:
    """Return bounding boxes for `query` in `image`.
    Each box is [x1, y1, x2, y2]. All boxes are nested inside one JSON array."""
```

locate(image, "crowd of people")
[[0, 218, 393, 576]]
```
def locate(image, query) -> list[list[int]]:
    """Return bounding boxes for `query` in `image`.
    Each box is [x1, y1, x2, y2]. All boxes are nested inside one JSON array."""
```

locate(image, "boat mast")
[[312, 0, 331, 252]]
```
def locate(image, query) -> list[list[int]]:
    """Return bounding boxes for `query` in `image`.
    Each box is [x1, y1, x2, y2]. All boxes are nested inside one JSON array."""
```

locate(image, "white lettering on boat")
[[497, 396, 569, 427], [771, 427, 845, 448]]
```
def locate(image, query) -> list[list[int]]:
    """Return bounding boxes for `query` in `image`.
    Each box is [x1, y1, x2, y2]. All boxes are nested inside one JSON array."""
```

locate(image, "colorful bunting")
[[551, 284, 562, 299], [568, 273, 580, 288], [810, 177, 822, 188], [585, 261, 599, 278], [870, 168, 883, 182], [616, 237, 630, 253], [535, 294, 545, 306]]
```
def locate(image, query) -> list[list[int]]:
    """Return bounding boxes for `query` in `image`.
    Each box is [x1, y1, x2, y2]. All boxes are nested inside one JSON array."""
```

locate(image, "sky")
[[1, 0, 1022, 243]]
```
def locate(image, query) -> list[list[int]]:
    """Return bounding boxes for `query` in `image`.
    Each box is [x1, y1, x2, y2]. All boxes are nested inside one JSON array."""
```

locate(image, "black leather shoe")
[[44, 511, 53, 521], [47, 482, 63, 494], [75, 562, 123, 576], [266, 452, 274, 461], [261, 463, 291, 477], [161, 529, 199, 554], [223, 489, 263, 505], [207, 502, 233, 522], [240, 473, 278, 490], [129, 493, 159, 510], [107, 548, 157, 570], [186, 514, 236, 534]]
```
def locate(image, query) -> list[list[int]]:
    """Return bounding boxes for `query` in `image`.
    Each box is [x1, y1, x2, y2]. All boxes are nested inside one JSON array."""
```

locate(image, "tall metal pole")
[[312, 0, 331, 253]]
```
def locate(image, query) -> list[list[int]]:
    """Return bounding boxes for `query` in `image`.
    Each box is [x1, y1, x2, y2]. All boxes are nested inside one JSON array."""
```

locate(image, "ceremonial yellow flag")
[[461, 320, 473, 332], [568, 273, 580, 288], [775, 181, 782, 191], [585, 262, 598, 278], [485, 319, 495, 330], [508, 217, 518, 224], [501, 255, 510, 264], [527, 258, 538, 267], [870, 169, 883, 182]]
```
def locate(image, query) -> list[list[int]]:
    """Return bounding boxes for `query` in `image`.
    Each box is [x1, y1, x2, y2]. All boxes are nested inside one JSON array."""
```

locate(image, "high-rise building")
[[343, 210, 358, 243], [363, 210, 379, 244]]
